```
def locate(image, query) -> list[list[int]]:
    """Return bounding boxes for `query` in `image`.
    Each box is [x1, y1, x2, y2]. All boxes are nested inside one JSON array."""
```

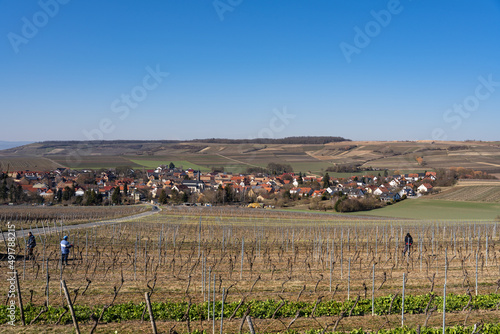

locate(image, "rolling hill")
[[0, 139, 499, 175]]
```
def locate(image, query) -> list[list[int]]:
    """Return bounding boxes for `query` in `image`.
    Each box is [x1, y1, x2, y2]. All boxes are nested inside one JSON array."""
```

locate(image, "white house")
[[389, 179, 400, 187], [417, 183, 433, 193], [373, 187, 388, 196]]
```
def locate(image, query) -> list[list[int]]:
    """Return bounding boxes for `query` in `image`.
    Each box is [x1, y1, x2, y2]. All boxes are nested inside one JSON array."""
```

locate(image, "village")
[[1, 164, 440, 211]]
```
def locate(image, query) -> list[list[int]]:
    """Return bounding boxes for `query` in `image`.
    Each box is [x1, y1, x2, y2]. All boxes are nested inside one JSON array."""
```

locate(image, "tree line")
[[193, 136, 350, 144]]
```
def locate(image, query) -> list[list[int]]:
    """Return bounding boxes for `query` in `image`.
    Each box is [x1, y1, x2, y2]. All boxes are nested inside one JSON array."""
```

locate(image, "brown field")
[[0, 205, 149, 232], [0, 157, 63, 172], [430, 186, 500, 203], [48, 155, 144, 170], [1, 140, 500, 175], [2, 206, 500, 333], [429, 179, 500, 203]]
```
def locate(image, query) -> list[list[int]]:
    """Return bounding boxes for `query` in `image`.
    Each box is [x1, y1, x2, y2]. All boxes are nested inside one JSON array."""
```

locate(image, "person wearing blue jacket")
[[60, 236, 73, 265]]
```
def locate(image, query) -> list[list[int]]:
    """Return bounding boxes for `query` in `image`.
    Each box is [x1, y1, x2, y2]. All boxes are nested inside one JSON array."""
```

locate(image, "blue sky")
[[1, 0, 499, 142]]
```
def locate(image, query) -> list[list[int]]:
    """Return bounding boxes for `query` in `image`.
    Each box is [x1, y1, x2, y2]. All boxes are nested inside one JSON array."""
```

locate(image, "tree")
[[62, 186, 74, 201], [322, 173, 330, 188], [245, 166, 267, 174], [169, 162, 175, 169], [76, 172, 94, 185], [171, 189, 181, 204], [158, 189, 168, 204], [96, 193, 104, 205], [33, 194, 44, 205], [17, 184, 24, 203], [310, 180, 321, 190], [0, 179, 8, 202], [10, 184, 24, 203], [225, 184, 234, 203], [84, 189, 97, 205], [334, 197, 343, 212], [267, 163, 293, 175], [123, 183, 128, 196], [56, 188, 63, 203], [111, 186, 122, 205], [211, 166, 225, 173], [115, 166, 133, 177], [216, 184, 224, 204]]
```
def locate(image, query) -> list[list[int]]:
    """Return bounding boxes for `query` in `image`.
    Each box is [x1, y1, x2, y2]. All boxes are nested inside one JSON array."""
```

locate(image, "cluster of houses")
[[4, 166, 437, 205], [287, 172, 435, 202]]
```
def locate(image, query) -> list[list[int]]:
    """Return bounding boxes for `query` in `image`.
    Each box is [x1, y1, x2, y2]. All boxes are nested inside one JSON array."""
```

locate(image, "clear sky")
[[1, 1, 499, 142]]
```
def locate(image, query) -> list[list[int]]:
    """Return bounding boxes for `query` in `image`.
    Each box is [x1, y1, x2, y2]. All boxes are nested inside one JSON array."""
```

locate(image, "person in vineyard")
[[403, 232, 413, 256], [27, 231, 36, 259], [60, 235, 73, 265]]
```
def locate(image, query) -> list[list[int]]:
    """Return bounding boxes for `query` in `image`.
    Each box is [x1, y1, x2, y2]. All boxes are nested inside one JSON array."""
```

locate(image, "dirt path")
[[215, 153, 262, 168]]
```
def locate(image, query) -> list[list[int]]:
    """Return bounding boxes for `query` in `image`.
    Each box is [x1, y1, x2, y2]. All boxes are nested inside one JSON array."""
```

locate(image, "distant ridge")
[[192, 136, 349, 144], [0, 141, 33, 150], [30, 136, 349, 146], [1, 139, 499, 175], [0, 136, 350, 157]]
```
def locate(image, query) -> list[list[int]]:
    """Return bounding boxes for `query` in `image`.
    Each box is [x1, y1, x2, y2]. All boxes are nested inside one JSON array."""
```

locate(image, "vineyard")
[[430, 186, 500, 203], [1, 207, 500, 333], [0, 157, 64, 172], [0, 205, 150, 232]]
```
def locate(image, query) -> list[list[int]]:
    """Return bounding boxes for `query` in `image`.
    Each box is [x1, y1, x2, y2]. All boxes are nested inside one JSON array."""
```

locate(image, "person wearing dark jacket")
[[27, 232, 36, 259], [403, 233, 413, 255]]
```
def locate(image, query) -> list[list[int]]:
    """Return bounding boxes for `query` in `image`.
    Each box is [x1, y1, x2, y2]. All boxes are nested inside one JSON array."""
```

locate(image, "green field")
[[287, 161, 335, 174], [345, 198, 500, 220], [129, 159, 211, 172]]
